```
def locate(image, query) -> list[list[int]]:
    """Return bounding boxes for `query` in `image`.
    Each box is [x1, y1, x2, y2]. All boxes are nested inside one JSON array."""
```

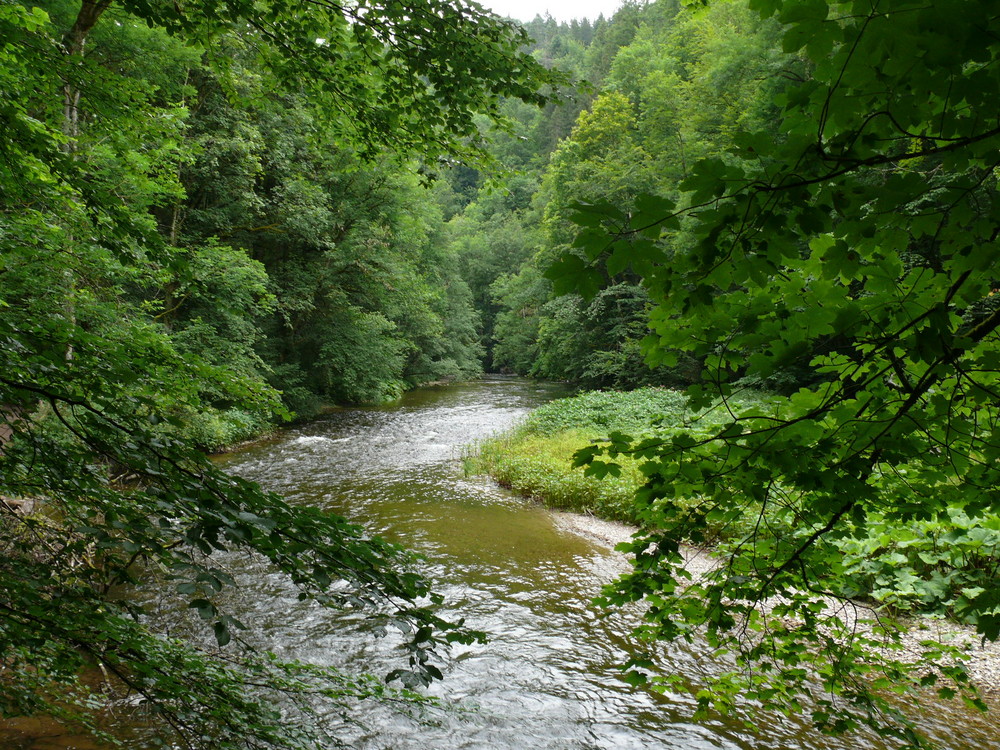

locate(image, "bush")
[[521, 387, 690, 437], [181, 407, 275, 452], [834, 506, 1000, 620]]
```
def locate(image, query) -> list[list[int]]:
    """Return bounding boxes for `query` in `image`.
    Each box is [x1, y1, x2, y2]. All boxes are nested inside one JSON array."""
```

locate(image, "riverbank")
[[473, 386, 1000, 706], [553, 510, 1000, 699]]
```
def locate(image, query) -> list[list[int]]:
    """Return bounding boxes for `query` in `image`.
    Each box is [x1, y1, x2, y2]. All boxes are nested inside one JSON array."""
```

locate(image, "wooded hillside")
[[5, 0, 1000, 747]]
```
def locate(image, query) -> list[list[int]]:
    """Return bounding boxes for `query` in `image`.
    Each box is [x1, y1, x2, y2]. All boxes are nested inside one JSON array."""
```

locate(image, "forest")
[[3, 0, 1000, 748]]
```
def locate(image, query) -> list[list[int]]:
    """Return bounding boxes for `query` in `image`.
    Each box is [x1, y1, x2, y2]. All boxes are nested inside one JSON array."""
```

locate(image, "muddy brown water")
[[5, 377, 999, 748]]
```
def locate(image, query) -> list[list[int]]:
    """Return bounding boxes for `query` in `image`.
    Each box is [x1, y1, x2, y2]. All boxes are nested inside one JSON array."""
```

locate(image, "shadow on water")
[[9, 377, 998, 748]]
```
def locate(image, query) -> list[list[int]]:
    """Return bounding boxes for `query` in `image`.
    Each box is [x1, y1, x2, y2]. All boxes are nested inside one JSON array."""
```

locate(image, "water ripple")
[[190, 378, 1000, 749]]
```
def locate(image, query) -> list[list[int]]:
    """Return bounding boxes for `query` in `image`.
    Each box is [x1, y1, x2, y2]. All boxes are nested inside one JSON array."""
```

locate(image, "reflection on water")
[[9, 377, 995, 748]]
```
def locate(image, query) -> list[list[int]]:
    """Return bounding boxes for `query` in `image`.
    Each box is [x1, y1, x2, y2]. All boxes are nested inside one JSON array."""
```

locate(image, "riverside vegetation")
[[470, 387, 770, 523], [5, 0, 1000, 748], [473, 385, 1000, 736], [474, 387, 1000, 625]]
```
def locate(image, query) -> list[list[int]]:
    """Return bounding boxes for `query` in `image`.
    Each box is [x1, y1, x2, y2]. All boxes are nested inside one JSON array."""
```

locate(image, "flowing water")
[[5, 377, 998, 749], [204, 377, 999, 750]]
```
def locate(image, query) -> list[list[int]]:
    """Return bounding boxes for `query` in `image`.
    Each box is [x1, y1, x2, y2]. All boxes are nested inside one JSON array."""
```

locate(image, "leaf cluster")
[[534, 0, 1000, 743]]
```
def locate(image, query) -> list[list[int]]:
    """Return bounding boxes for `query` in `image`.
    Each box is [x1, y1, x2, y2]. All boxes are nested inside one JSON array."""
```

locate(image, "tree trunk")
[[62, 0, 113, 143], [59, 1, 113, 364]]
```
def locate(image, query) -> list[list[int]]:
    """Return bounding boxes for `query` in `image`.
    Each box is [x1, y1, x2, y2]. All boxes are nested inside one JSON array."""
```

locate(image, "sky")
[[480, 0, 624, 23]]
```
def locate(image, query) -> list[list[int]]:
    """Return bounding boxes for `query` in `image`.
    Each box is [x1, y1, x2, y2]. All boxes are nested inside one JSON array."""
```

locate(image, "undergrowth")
[[468, 387, 770, 524], [470, 385, 1000, 623]]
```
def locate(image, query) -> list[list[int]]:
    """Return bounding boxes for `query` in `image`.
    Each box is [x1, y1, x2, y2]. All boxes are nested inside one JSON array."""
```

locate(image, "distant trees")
[[490, 91, 659, 386], [470, 0, 779, 389], [181, 74, 486, 412]]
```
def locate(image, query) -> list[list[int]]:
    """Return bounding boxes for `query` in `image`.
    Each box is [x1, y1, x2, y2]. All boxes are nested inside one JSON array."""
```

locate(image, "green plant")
[[471, 387, 774, 523]]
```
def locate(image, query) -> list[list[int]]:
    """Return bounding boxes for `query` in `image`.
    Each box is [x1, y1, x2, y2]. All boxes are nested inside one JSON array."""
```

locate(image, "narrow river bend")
[[204, 377, 994, 750]]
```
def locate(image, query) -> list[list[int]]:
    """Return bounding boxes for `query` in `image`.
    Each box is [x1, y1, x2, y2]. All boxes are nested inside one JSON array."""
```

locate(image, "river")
[[206, 377, 999, 750], [5, 377, 997, 749]]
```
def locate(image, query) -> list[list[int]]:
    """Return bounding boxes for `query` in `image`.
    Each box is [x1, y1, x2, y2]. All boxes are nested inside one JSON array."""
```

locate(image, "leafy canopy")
[[113, 0, 567, 162], [0, 0, 561, 746], [549, 0, 1000, 745]]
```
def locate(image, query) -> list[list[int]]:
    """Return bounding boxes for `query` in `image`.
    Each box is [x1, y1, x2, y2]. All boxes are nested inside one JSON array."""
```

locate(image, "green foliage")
[[542, 0, 1000, 743], [0, 0, 556, 745], [0, 312, 469, 747], [472, 429, 641, 521], [448, 6, 719, 387], [472, 387, 772, 523], [835, 508, 1000, 621], [111, 0, 567, 164], [448, 199, 540, 370], [473, 387, 693, 521], [520, 387, 690, 436], [480, 1, 785, 389], [177, 50, 486, 413], [180, 407, 276, 452], [487, 90, 669, 383]]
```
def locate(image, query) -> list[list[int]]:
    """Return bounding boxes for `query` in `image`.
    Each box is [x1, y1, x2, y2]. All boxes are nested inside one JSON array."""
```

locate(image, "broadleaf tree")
[[549, 0, 1000, 745], [0, 0, 563, 746]]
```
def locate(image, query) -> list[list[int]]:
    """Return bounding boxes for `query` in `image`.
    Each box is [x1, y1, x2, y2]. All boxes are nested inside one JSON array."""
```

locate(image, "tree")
[[490, 91, 664, 384], [606, 0, 783, 184], [551, 0, 1000, 745], [179, 71, 483, 411], [0, 0, 561, 746], [54, 0, 563, 160]]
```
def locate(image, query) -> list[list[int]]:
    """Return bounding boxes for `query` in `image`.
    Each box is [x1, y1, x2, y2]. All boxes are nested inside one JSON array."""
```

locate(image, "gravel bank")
[[553, 511, 1000, 697]]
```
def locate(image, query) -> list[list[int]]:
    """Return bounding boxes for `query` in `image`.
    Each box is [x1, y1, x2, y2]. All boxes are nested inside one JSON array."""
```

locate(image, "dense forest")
[[4, 0, 1000, 747], [0, 0, 562, 745], [452, 1, 783, 391]]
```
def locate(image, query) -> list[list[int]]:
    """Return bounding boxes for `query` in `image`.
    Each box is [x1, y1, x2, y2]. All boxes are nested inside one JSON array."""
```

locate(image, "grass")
[[470, 428, 643, 521], [468, 386, 772, 524]]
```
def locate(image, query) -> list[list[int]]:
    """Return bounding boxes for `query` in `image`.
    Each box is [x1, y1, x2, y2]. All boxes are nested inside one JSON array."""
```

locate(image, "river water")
[[5, 377, 995, 749], [202, 377, 998, 750]]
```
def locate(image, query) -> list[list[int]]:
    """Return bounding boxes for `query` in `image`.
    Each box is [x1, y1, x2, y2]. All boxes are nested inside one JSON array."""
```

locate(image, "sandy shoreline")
[[552, 511, 1000, 698]]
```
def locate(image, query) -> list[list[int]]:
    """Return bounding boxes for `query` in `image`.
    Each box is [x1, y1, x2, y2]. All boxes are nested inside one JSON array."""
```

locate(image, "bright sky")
[[481, 0, 623, 23]]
